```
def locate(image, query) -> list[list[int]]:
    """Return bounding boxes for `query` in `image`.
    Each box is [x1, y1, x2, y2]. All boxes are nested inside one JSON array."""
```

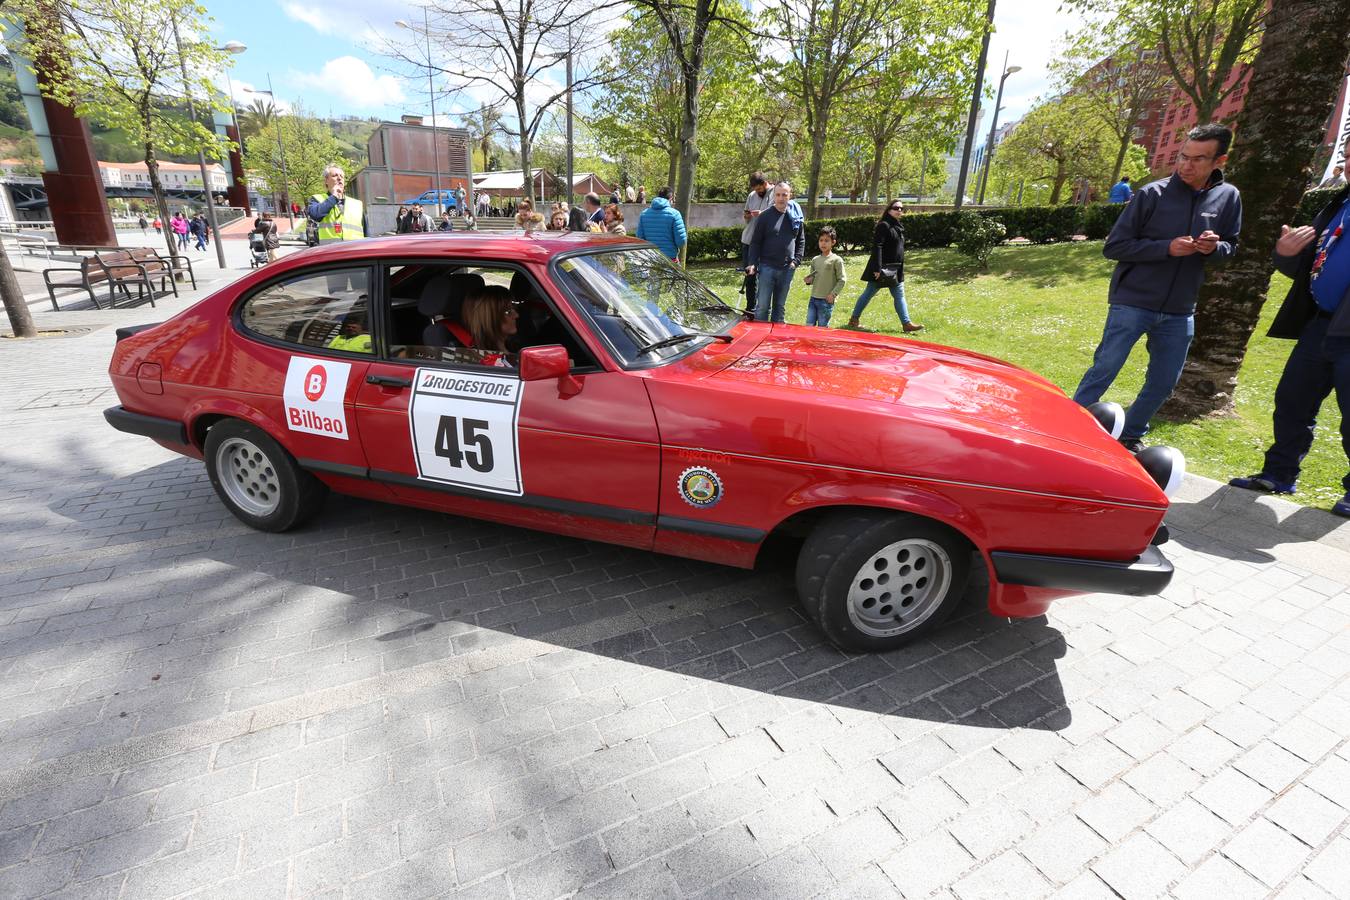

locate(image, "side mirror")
[[519, 345, 583, 397]]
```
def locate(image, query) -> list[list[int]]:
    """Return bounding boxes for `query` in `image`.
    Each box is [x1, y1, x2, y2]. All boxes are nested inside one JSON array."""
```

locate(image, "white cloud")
[[291, 56, 407, 110], [985, 0, 1090, 124]]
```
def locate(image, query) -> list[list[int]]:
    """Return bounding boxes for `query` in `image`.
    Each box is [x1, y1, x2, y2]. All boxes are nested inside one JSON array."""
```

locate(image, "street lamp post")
[[257, 78, 293, 228], [977, 55, 1021, 206], [955, 0, 996, 209], [215, 41, 247, 216], [171, 13, 227, 269], [397, 11, 444, 216]]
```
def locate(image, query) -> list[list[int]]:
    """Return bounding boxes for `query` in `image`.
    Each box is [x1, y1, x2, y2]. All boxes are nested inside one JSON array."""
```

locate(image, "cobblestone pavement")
[[1, 287, 1349, 900]]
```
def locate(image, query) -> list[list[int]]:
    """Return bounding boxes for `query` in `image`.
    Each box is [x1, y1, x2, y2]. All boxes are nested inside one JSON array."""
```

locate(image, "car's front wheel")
[[204, 419, 327, 532], [797, 510, 971, 652]]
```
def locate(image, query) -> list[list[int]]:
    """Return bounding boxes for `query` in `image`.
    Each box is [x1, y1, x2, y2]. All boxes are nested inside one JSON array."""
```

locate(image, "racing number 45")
[[435, 416, 494, 473]]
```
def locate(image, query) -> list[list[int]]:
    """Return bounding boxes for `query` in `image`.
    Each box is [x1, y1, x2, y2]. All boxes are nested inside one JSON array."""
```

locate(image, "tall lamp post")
[[397, 11, 444, 216], [977, 54, 1020, 206], [955, 0, 996, 209], [171, 14, 227, 269], [255, 78, 293, 228], [214, 41, 247, 215]]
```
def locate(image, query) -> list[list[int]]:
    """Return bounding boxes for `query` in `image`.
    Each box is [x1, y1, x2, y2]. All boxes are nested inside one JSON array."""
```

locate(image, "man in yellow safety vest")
[[306, 164, 366, 243]]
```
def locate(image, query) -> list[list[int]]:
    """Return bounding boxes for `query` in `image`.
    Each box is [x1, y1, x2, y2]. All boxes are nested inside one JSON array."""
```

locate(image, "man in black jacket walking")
[[1229, 185, 1350, 517], [1073, 123, 1243, 452]]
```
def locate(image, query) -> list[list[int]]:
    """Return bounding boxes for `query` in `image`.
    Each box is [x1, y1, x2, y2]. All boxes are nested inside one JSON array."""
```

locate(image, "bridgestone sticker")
[[408, 368, 523, 495], [283, 356, 352, 440]]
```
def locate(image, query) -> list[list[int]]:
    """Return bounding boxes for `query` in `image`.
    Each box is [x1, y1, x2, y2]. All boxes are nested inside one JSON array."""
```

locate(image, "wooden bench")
[[41, 248, 195, 311]]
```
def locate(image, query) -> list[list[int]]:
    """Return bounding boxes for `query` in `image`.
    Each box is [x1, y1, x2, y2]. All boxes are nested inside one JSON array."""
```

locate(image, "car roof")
[[290, 231, 645, 267]]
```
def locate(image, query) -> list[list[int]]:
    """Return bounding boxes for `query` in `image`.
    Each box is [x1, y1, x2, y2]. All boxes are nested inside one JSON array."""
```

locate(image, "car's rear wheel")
[[204, 419, 327, 532], [796, 510, 971, 652]]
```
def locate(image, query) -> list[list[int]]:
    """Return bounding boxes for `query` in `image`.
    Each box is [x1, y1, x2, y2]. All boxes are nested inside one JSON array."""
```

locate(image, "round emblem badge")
[[678, 467, 724, 509]]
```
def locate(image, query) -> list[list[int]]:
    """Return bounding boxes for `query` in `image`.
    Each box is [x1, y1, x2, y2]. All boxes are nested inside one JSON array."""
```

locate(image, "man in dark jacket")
[[1073, 123, 1243, 452], [1229, 185, 1350, 517], [745, 181, 806, 323]]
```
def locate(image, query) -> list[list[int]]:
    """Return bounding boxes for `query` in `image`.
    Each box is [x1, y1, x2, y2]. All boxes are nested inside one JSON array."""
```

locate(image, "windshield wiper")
[[636, 331, 733, 355]]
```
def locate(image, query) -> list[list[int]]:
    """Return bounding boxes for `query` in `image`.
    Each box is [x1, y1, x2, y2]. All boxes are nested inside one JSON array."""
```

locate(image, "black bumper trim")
[[103, 406, 188, 447], [991, 545, 1174, 597], [115, 323, 158, 342], [657, 515, 766, 544]]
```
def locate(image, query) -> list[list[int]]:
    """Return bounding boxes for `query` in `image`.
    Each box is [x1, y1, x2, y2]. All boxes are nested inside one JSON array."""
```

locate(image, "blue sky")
[[204, 0, 1086, 130]]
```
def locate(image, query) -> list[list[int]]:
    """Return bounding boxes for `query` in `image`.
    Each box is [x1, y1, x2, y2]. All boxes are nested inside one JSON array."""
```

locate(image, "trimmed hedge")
[[682, 187, 1342, 262]]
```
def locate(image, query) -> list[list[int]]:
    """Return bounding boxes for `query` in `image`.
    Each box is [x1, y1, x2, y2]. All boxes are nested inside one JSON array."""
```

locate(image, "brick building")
[[353, 119, 474, 205]]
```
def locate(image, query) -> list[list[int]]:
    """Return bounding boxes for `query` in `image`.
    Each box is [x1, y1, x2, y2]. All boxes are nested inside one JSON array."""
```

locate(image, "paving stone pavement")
[[1, 286, 1349, 899]]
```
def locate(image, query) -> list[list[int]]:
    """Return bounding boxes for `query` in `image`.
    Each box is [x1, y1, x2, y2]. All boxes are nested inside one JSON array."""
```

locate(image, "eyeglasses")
[[1177, 152, 1215, 164], [889, 206, 903, 212]]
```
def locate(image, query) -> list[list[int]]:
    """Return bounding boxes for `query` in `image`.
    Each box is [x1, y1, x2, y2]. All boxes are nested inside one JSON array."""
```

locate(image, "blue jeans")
[[806, 298, 835, 327], [1073, 304, 1194, 442], [1261, 315, 1350, 491], [755, 264, 794, 323], [851, 280, 911, 325]]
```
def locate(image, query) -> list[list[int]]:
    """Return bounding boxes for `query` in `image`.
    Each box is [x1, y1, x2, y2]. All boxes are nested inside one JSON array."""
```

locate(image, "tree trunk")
[[666, 148, 679, 195], [675, 56, 701, 218], [805, 115, 828, 220], [515, 93, 532, 203], [1049, 164, 1069, 204], [1161, 0, 1350, 419], [0, 240, 36, 338], [1110, 132, 1130, 185], [144, 143, 179, 268], [868, 139, 884, 206]]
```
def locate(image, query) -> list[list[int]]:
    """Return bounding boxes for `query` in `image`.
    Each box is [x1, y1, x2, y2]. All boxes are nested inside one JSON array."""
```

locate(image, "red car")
[[106, 233, 1179, 651]]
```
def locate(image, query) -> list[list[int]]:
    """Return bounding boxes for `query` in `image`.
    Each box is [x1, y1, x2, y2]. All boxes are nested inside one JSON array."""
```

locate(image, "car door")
[[231, 264, 377, 478], [354, 260, 661, 549]]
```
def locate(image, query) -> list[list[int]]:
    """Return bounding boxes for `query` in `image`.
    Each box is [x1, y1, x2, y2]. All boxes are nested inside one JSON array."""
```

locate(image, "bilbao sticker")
[[678, 467, 723, 509], [283, 356, 352, 440]]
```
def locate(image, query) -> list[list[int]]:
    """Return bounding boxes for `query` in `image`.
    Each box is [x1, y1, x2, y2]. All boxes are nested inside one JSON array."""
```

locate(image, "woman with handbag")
[[846, 201, 923, 333]]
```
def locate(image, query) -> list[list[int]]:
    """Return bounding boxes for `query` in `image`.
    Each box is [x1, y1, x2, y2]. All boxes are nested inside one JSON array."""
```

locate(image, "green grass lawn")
[[692, 242, 1347, 510]]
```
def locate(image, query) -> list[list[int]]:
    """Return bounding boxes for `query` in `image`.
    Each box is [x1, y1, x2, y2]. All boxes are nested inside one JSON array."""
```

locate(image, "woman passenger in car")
[[447, 285, 518, 367]]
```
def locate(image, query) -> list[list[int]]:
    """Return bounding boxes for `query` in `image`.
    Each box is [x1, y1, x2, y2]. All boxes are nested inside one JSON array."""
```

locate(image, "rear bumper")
[[104, 406, 189, 447], [990, 545, 1173, 597]]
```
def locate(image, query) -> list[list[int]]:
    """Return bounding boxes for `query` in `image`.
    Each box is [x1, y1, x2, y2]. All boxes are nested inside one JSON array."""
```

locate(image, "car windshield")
[[553, 247, 741, 365]]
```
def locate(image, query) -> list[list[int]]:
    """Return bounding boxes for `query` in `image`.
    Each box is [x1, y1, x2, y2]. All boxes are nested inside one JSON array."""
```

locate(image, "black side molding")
[[367, 468, 655, 526], [991, 545, 1173, 597], [657, 515, 766, 544], [115, 323, 158, 342], [103, 406, 188, 446]]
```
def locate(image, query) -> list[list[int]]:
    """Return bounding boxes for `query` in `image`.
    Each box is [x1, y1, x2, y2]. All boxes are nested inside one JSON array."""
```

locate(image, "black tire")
[[796, 510, 971, 652], [203, 419, 327, 532]]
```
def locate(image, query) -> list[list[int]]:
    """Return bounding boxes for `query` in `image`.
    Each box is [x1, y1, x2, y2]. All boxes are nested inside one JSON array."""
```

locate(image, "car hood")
[[708, 327, 1108, 449]]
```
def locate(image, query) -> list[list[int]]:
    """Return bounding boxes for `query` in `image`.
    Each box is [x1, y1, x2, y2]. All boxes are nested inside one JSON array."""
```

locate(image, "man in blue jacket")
[[1073, 123, 1243, 452], [636, 186, 687, 262], [745, 181, 806, 323], [1108, 176, 1133, 203], [1229, 184, 1350, 517]]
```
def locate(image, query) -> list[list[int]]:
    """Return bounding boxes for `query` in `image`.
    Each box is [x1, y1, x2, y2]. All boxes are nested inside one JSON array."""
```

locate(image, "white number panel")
[[407, 368, 523, 496]]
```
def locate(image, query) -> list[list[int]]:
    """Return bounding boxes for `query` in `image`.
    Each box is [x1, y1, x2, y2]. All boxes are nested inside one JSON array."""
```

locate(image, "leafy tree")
[[1162, 0, 1350, 419], [591, 9, 752, 196], [840, 2, 980, 204], [1052, 35, 1170, 184], [625, 0, 753, 215], [1065, 0, 1267, 125], [3, 0, 232, 262], [243, 105, 350, 215], [238, 97, 276, 141], [767, 0, 893, 217], [459, 104, 504, 172], [994, 94, 1119, 203], [381, 0, 609, 202]]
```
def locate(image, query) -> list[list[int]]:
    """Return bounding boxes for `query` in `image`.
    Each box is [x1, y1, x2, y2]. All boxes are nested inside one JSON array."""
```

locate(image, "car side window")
[[240, 268, 373, 354]]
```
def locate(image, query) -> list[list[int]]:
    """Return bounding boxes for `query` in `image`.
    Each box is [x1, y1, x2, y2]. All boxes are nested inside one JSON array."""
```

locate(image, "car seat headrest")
[[417, 272, 486, 318]]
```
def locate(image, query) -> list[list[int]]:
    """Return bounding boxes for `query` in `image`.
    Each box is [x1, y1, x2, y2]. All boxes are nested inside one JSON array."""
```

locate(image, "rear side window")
[[240, 268, 372, 353]]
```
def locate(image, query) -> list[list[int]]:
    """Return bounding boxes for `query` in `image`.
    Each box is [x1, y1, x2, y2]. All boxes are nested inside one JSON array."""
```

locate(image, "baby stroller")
[[248, 231, 269, 268]]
